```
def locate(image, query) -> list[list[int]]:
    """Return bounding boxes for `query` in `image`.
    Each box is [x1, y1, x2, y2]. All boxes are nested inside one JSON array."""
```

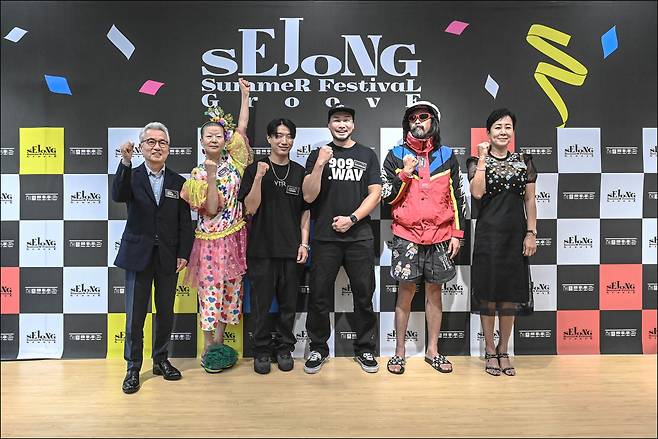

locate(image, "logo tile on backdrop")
[[20, 267, 63, 314], [600, 310, 643, 354], [441, 266, 470, 312], [19, 220, 64, 267], [18, 313, 64, 359], [642, 310, 657, 354], [514, 311, 557, 355], [599, 264, 642, 311], [557, 265, 599, 310], [107, 128, 143, 173], [19, 175, 63, 220], [600, 173, 644, 218], [556, 310, 600, 354], [63, 267, 108, 314], [600, 219, 642, 264], [1, 314, 20, 360], [643, 219, 657, 264], [643, 128, 657, 173], [556, 219, 600, 265], [0, 175, 20, 221], [1, 221, 19, 267], [557, 127, 601, 173], [535, 173, 558, 219], [530, 265, 557, 311], [19, 128, 64, 175], [1, 267, 20, 314], [63, 314, 107, 358], [107, 220, 127, 266], [63, 174, 108, 220]]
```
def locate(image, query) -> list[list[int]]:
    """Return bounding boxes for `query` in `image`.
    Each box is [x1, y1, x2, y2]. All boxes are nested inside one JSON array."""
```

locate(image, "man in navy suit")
[[112, 122, 194, 394]]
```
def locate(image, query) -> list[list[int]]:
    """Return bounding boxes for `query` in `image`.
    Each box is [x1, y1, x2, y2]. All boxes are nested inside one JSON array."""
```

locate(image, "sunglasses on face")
[[408, 113, 432, 123]]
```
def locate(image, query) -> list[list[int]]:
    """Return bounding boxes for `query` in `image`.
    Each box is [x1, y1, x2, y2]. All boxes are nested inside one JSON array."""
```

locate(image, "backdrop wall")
[[1, 1, 656, 360]]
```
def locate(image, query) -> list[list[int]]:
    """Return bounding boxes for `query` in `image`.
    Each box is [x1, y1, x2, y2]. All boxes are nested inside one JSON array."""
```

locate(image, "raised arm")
[[235, 78, 251, 138], [302, 146, 333, 203]]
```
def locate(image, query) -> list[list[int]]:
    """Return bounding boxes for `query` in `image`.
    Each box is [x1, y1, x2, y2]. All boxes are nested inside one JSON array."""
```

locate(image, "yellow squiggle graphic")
[[526, 24, 588, 128]]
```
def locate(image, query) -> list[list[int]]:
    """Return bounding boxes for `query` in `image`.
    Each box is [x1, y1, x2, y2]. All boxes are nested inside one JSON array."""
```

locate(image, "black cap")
[[327, 106, 355, 121]]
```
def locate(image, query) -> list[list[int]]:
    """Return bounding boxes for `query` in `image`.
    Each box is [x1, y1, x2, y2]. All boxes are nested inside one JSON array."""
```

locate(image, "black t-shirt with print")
[[304, 142, 381, 242], [238, 157, 309, 259]]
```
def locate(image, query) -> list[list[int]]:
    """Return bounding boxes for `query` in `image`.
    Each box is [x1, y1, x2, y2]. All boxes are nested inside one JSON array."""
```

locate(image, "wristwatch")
[[349, 214, 358, 223], [526, 229, 537, 236], [299, 243, 311, 251]]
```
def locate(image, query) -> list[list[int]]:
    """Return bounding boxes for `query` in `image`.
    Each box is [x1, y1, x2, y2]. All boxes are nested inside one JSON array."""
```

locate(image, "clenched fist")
[[318, 145, 333, 166], [403, 154, 418, 175], [120, 141, 134, 165], [477, 142, 491, 159], [256, 161, 270, 178], [204, 159, 218, 179], [239, 77, 251, 97]]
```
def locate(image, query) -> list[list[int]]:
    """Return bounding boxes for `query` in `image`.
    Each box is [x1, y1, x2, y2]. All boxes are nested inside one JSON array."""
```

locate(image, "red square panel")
[[1, 267, 20, 314], [470, 127, 515, 157], [600, 265, 642, 310], [642, 310, 657, 354], [557, 310, 600, 354]]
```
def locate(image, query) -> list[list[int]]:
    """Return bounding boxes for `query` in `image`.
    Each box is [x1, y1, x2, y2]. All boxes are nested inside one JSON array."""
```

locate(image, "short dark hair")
[[200, 121, 224, 138], [327, 106, 355, 122], [266, 118, 297, 138], [486, 108, 516, 132]]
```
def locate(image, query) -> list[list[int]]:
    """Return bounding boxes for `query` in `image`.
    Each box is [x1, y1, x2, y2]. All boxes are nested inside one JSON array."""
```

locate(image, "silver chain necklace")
[[267, 157, 290, 182]]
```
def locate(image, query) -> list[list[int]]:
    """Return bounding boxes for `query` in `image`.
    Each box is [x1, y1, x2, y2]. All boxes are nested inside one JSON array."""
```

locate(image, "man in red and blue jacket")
[[381, 100, 465, 375]]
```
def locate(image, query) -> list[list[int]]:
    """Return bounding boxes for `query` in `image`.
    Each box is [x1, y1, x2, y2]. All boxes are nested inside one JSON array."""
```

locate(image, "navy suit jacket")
[[112, 162, 194, 274]]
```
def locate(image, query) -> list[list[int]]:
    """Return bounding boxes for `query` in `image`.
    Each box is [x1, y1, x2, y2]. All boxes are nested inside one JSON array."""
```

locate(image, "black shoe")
[[355, 352, 379, 373], [122, 369, 140, 394], [253, 353, 271, 374], [153, 359, 182, 380], [275, 350, 294, 372], [303, 351, 327, 374]]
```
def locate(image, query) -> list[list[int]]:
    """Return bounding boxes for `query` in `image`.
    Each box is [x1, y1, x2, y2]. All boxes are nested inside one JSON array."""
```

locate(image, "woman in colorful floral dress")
[[181, 78, 253, 372]]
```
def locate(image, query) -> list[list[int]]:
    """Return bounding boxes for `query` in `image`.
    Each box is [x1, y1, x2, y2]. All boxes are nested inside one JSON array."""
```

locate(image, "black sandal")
[[386, 355, 405, 374], [484, 352, 501, 376], [425, 354, 452, 373], [497, 352, 516, 376]]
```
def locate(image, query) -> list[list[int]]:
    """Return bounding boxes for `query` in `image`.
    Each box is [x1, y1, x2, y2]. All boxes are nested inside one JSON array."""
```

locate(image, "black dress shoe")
[[153, 359, 182, 380], [122, 369, 140, 394]]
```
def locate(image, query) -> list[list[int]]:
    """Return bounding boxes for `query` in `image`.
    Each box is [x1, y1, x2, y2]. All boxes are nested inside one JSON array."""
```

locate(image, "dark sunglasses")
[[408, 113, 432, 123]]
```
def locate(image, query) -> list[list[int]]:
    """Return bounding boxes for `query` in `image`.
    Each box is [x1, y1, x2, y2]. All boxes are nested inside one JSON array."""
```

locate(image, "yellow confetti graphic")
[[526, 24, 588, 128]]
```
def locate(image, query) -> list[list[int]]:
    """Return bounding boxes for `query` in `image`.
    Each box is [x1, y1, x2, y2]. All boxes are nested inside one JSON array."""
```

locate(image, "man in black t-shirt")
[[302, 106, 382, 374], [237, 118, 310, 374]]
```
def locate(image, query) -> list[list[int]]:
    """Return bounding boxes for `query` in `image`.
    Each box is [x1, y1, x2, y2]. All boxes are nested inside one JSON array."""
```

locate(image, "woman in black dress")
[[467, 108, 537, 376]]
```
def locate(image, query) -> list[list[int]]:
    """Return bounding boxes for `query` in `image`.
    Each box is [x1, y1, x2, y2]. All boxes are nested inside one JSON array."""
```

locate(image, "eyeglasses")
[[408, 113, 433, 123], [141, 138, 170, 148], [272, 133, 294, 140]]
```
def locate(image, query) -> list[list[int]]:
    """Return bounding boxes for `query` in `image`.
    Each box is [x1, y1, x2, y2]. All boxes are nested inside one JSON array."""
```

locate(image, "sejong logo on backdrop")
[[64, 174, 108, 220], [557, 128, 601, 174], [0, 175, 20, 221], [63, 267, 108, 314], [19, 128, 64, 175]]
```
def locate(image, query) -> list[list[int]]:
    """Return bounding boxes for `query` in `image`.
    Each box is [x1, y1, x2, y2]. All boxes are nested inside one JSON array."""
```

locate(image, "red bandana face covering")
[[405, 131, 434, 154]]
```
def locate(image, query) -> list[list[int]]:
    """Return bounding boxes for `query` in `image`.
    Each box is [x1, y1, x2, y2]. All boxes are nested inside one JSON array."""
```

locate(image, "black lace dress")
[[466, 152, 537, 316]]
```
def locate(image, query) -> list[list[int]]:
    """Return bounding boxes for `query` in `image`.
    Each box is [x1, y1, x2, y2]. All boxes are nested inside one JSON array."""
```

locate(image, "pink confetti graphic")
[[444, 20, 469, 35], [138, 80, 165, 96]]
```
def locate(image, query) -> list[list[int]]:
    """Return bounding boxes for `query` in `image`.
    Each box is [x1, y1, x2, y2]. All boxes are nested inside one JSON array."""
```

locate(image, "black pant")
[[124, 246, 177, 371], [248, 257, 301, 356], [307, 239, 377, 357]]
